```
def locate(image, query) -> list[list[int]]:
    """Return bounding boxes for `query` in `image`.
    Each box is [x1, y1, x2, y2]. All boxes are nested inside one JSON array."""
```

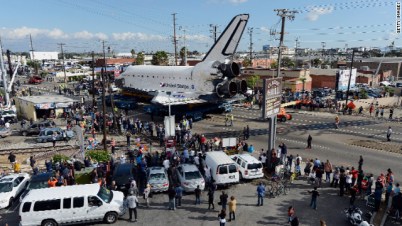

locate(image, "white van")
[[231, 154, 264, 180], [19, 184, 126, 226], [205, 151, 239, 185]]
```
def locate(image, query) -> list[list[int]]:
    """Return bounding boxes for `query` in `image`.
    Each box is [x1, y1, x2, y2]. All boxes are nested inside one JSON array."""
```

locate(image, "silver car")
[[0, 127, 12, 138], [176, 164, 205, 193], [147, 167, 169, 193]]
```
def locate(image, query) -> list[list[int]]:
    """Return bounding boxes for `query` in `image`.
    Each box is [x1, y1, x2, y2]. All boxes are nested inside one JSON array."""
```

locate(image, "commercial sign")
[[35, 103, 55, 109], [336, 68, 357, 91], [263, 78, 282, 118]]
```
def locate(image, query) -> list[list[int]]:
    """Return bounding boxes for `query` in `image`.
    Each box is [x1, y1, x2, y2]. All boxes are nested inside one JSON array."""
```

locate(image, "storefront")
[[15, 96, 78, 121]]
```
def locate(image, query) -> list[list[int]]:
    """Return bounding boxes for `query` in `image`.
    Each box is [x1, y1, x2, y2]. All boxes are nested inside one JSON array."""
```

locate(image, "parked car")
[[19, 172, 52, 202], [0, 127, 12, 138], [20, 120, 56, 136], [36, 127, 74, 143], [28, 76, 43, 84], [0, 173, 30, 209], [111, 163, 137, 193], [231, 154, 264, 180], [146, 167, 169, 193], [0, 110, 17, 123], [175, 164, 205, 193]]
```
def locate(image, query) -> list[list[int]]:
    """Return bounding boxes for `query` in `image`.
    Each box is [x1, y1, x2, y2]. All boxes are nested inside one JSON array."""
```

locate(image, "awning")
[[35, 103, 55, 109]]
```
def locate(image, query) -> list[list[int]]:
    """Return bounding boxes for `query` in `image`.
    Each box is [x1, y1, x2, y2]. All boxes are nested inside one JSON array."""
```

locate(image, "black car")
[[19, 172, 52, 202], [20, 120, 55, 136], [111, 163, 137, 193]]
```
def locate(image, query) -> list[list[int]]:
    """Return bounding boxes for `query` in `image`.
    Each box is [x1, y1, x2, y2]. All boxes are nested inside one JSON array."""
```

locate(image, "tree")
[[135, 52, 145, 65], [242, 58, 252, 68], [180, 47, 187, 65], [130, 49, 136, 58], [312, 58, 322, 67], [270, 61, 278, 69], [246, 75, 260, 94], [281, 57, 295, 68], [151, 51, 168, 65], [27, 60, 41, 75]]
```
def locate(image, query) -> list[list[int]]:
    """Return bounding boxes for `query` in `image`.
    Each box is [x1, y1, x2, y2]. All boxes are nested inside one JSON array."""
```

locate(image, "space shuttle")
[[115, 14, 249, 106]]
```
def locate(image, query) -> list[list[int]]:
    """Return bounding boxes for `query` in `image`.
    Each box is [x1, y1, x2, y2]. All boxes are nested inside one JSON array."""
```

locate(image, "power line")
[[58, 43, 67, 83]]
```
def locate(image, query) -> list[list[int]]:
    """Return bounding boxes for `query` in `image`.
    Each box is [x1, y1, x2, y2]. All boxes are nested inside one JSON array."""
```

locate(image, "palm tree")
[[130, 49, 136, 58], [151, 51, 168, 65], [135, 52, 145, 65]]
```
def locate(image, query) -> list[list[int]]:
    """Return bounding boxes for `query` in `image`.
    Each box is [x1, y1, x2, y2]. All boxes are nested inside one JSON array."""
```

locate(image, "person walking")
[[306, 134, 312, 149], [143, 184, 151, 208], [207, 187, 215, 210], [175, 183, 183, 207], [358, 155, 364, 171], [126, 190, 138, 222], [279, 142, 287, 165], [126, 130, 132, 147], [52, 132, 57, 148], [218, 209, 227, 226], [219, 191, 228, 210], [387, 126, 392, 141], [8, 152, 16, 170], [288, 206, 295, 223], [256, 182, 265, 206], [389, 107, 394, 119], [228, 196, 236, 222], [324, 160, 333, 183], [195, 185, 201, 205], [308, 186, 320, 210], [225, 114, 229, 127], [111, 138, 116, 154], [168, 186, 176, 210]]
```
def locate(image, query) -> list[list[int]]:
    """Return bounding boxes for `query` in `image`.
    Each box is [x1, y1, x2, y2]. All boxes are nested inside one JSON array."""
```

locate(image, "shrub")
[[53, 154, 69, 163], [86, 150, 110, 163]]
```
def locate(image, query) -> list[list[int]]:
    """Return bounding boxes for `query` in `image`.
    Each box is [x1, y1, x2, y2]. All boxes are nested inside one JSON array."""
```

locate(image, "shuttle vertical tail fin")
[[202, 14, 249, 62]]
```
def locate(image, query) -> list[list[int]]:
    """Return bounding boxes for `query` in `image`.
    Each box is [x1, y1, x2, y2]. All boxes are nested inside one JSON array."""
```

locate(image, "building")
[[240, 68, 312, 92], [30, 52, 59, 61], [96, 58, 135, 67], [15, 96, 78, 121], [347, 58, 402, 81]]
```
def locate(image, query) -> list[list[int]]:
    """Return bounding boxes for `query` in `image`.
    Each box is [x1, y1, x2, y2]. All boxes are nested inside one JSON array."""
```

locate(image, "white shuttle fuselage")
[[116, 14, 250, 105]]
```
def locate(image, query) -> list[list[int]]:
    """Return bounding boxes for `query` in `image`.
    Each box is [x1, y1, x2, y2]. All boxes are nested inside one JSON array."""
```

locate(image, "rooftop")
[[23, 184, 101, 202], [18, 95, 78, 104]]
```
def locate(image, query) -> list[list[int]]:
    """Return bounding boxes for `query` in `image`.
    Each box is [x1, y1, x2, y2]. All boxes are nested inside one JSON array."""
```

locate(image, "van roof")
[[205, 151, 235, 166], [22, 184, 101, 202], [233, 154, 261, 163]]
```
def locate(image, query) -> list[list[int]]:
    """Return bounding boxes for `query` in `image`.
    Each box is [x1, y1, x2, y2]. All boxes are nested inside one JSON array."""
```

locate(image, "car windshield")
[[247, 163, 262, 170], [97, 186, 113, 203], [0, 183, 12, 193], [27, 180, 48, 190], [184, 171, 201, 180], [150, 173, 166, 180]]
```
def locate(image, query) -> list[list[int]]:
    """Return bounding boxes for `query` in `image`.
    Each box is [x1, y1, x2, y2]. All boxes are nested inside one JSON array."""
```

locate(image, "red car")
[[28, 76, 43, 84]]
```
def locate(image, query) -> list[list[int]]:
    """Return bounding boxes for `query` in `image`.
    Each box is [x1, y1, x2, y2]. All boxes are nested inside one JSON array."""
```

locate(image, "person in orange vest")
[[111, 138, 116, 155], [48, 176, 57, 187]]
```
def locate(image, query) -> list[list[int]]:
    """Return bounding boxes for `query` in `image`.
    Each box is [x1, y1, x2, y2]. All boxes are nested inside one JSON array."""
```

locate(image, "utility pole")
[[274, 9, 298, 77], [172, 13, 178, 66], [295, 37, 300, 68], [91, 51, 96, 110], [248, 27, 253, 62], [58, 43, 67, 84], [210, 24, 218, 44], [29, 34, 38, 75], [345, 49, 356, 107], [102, 41, 118, 135]]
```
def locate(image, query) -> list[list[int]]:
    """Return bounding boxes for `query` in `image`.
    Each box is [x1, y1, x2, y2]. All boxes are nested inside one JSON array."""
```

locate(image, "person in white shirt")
[[126, 191, 139, 222], [387, 126, 392, 141], [194, 154, 200, 166], [4, 122, 10, 129], [163, 158, 170, 170]]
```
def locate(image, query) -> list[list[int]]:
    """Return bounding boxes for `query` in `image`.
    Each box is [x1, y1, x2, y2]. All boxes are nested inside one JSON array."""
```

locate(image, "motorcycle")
[[344, 207, 373, 226]]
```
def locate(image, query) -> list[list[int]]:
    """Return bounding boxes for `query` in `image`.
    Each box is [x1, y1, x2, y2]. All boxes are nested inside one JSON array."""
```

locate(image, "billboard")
[[336, 68, 357, 91], [262, 78, 282, 118]]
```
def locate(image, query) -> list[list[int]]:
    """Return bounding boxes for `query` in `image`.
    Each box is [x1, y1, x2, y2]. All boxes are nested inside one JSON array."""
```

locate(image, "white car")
[[0, 173, 30, 209], [176, 164, 205, 193], [147, 167, 169, 193], [231, 154, 264, 180]]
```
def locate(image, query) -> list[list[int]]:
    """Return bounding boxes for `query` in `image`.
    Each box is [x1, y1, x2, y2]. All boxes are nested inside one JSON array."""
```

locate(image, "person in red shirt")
[[350, 167, 358, 186]]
